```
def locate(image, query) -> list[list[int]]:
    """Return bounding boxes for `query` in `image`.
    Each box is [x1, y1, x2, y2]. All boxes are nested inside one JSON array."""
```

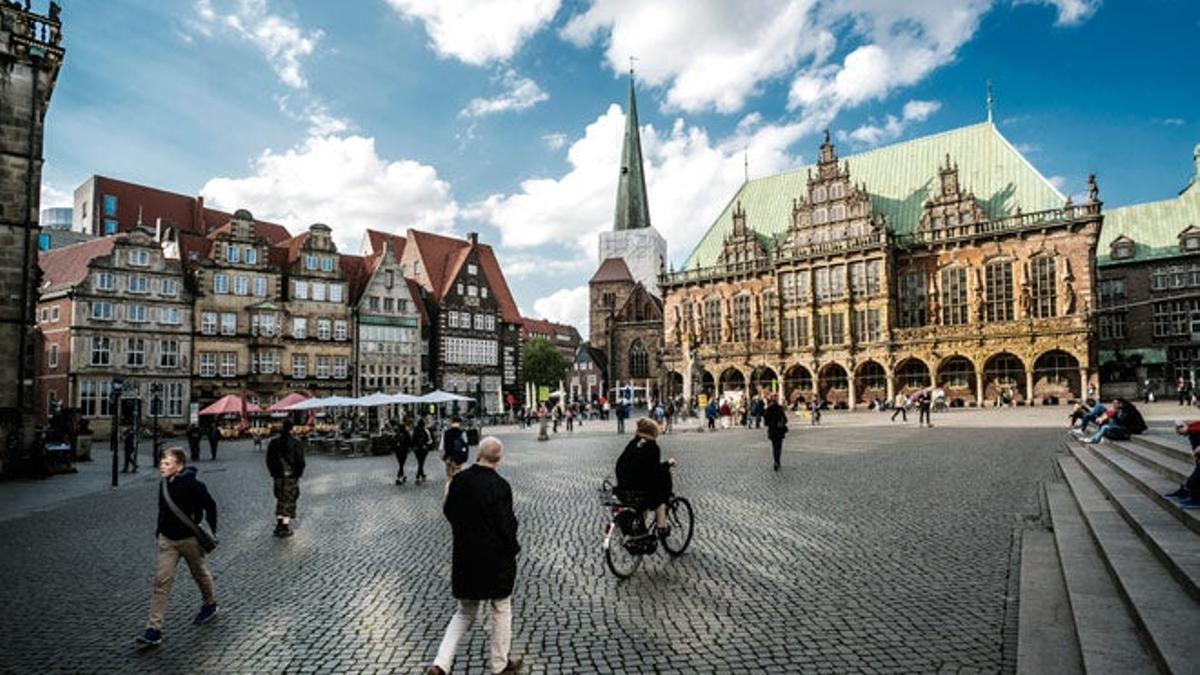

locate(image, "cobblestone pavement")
[[0, 409, 1067, 674]]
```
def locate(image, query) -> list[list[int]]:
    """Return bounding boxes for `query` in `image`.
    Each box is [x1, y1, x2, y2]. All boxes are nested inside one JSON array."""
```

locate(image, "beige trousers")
[[146, 534, 214, 630], [433, 596, 513, 674]]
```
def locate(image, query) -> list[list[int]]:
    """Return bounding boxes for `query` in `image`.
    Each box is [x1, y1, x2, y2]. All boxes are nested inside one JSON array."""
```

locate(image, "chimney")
[[467, 232, 478, 246], [193, 195, 205, 234]]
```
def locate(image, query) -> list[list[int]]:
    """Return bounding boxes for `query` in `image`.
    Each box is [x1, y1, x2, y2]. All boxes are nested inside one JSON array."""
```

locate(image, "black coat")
[[157, 466, 217, 541], [266, 433, 306, 478], [393, 428, 412, 455], [615, 437, 671, 507], [763, 403, 788, 440], [443, 426, 468, 463], [444, 464, 520, 599]]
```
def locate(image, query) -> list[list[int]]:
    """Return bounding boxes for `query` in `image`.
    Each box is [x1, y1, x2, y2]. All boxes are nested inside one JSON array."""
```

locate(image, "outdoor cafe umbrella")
[[199, 394, 262, 416], [417, 390, 475, 404], [285, 395, 353, 411], [268, 392, 309, 412]]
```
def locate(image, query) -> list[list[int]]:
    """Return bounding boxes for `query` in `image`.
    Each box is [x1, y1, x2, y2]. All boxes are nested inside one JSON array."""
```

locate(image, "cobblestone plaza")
[[0, 409, 1076, 674]]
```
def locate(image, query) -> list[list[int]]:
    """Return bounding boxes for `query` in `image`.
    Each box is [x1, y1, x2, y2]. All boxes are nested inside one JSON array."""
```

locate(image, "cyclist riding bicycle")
[[614, 418, 677, 536]]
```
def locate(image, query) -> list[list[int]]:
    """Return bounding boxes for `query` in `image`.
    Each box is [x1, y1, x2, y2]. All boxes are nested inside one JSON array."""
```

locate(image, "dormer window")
[[813, 186, 827, 202], [306, 255, 318, 270], [245, 247, 258, 265], [321, 256, 334, 272], [1181, 228, 1200, 251], [1111, 238, 1135, 260], [467, 264, 478, 275]]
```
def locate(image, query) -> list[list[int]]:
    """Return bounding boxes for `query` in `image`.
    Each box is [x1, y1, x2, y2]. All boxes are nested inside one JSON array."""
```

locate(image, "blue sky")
[[40, 0, 1200, 335]]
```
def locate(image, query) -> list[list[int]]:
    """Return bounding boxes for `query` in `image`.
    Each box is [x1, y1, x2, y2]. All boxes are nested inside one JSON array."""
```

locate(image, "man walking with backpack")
[[442, 417, 469, 488], [135, 447, 218, 646], [266, 421, 305, 538]]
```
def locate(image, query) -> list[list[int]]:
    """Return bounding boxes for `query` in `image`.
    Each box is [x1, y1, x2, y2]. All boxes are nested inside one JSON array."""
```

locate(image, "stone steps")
[[1017, 432, 1200, 674], [1130, 433, 1195, 465]]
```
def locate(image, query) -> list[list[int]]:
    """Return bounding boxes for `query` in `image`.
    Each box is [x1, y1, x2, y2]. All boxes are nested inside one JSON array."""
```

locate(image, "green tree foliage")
[[522, 336, 568, 387]]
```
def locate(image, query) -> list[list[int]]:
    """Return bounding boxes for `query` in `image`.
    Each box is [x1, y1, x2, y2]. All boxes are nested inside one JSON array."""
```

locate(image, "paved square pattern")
[[0, 409, 1065, 673]]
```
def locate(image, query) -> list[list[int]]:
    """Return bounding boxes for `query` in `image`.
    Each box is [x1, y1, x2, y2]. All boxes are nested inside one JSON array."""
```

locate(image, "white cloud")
[[39, 180, 73, 210], [468, 104, 807, 260], [1047, 175, 1067, 191], [838, 99, 941, 147], [1018, 0, 1100, 25], [200, 135, 458, 249], [193, 0, 321, 90], [503, 255, 590, 280], [1154, 117, 1186, 127], [531, 285, 590, 337], [386, 0, 561, 65], [460, 70, 549, 117], [541, 133, 568, 150]]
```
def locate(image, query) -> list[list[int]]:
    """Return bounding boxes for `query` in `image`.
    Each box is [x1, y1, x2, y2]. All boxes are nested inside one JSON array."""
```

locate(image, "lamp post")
[[150, 382, 162, 466], [110, 377, 123, 487]]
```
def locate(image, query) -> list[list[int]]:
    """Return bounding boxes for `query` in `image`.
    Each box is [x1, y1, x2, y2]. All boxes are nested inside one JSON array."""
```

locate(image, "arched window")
[[629, 340, 648, 377]]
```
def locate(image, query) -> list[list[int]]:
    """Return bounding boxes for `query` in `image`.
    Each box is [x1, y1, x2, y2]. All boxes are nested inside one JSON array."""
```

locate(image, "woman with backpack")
[[442, 417, 469, 488]]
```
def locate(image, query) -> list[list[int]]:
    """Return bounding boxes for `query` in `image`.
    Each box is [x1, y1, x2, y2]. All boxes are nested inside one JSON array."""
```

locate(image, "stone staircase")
[[1017, 429, 1200, 675]]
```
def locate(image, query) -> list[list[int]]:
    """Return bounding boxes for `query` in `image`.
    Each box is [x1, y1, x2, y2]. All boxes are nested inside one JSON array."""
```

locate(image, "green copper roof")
[[1097, 147, 1200, 266], [683, 122, 1067, 270], [613, 74, 651, 231]]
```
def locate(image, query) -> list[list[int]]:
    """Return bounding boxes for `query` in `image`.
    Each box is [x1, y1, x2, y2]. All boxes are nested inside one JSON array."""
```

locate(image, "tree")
[[522, 337, 568, 388]]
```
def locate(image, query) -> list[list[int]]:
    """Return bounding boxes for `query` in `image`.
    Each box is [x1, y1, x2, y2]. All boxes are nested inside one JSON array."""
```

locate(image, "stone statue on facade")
[[926, 282, 940, 326], [1087, 173, 1099, 203], [973, 268, 985, 323], [723, 297, 733, 340], [1062, 277, 1076, 316]]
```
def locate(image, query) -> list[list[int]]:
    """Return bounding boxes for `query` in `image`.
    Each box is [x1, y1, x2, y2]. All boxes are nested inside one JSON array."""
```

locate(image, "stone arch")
[[936, 355, 977, 406], [854, 360, 888, 405], [784, 364, 813, 404], [895, 357, 931, 395], [1033, 350, 1082, 404], [750, 365, 779, 396], [818, 362, 850, 406], [984, 352, 1026, 404], [701, 370, 716, 398], [719, 367, 746, 396], [665, 370, 683, 398]]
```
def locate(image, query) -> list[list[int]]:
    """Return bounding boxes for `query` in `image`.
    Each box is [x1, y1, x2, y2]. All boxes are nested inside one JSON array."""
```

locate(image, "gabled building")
[[188, 210, 290, 410], [36, 229, 193, 434], [279, 224, 354, 399], [398, 230, 522, 411], [1095, 145, 1200, 397], [661, 121, 1102, 408], [350, 230, 423, 395], [520, 317, 582, 362]]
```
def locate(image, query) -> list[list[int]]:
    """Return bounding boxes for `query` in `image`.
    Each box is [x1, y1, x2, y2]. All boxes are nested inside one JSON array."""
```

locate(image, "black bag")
[[161, 480, 218, 553]]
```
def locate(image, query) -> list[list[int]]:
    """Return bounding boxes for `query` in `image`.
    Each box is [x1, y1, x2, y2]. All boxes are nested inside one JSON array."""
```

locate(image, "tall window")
[[1030, 256, 1057, 318], [985, 261, 1014, 322], [317, 319, 332, 340], [160, 307, 180, 325], [96, 272, 115, 291], [253, 277, 267, 297], [219, 353, 237, 378], [90, 301, 113, 321], [162, 278, 178, 296], [1099, 313, 1127, 340], [732, 295, 751, 343], [704, 297, 722, 342], [782, 316, 809, 349], [761, 292, 778, 340], [814, 268, 830, 302], [293, 317, 307, 339], [1154, 299, 1200, 337], [940, 267, 969, 326], [166, 383, 184, 417], [866, 260, 881, 296], [128, 249, 150, 267], [316, 355, 331, 378], [853, 308, 881, 343], [1097, 278, 1126, 307], [91, 336, 111, 366], [128, 275, 149, 293], [199, 353, 216, 377], [850, 262, 867, 297], [201, 312, 217, 335], [629, 340, 648, 377], [226, 245, 239, 263], [313, 283, 327, 302], [160, 340, 179, 368], [220, 313, 237, 335], [829, 266, 845, 299], [292, 354, 307, 379], [127, 304, 148, 323], [80, 380, 112, 417], [294, 281, 308, 300], [234, 275, 249, 296], [898, 271, 926, 328], [816, 313, 844, 345], [334, 320, 348, 341], [127, 338, 145, 367], [213, 273, 229, 294], [245, 248, 258, 265], [330, 284, 344, 303]]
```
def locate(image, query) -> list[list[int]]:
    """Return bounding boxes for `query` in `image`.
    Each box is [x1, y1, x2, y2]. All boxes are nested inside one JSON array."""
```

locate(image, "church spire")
[[614, 69, 651, 231]]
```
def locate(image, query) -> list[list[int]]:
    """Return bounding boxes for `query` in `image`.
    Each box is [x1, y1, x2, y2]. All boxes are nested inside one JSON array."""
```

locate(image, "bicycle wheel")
[[604, 519, 644, 579], [659, 496, 694, 557]]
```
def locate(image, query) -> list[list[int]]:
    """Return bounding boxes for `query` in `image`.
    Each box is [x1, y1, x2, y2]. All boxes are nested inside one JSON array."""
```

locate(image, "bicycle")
[[599, 474, 694, 579]]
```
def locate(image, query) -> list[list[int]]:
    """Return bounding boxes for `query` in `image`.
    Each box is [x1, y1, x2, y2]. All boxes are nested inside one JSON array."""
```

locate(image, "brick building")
[[35, 229, 193, 434], [399, 230, 522, 412], [0, 2, 64, 473], [280, 224, 354, 399], [1096, 145, 1200, 398], [661, 123, 1102, 408], [520, 317, 582, 362]]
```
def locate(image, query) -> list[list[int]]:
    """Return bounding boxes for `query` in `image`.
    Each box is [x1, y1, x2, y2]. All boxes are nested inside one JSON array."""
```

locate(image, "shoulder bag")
[[161, 479, 219, 553]]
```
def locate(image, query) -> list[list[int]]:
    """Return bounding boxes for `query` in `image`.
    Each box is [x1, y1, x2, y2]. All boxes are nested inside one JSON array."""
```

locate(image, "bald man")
[[428, 437, 523, 675]]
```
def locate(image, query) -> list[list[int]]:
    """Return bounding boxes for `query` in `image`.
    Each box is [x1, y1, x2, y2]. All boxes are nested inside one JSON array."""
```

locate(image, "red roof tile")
[[520, 317, 583, 344], [590, 257, 633, 283], [365, 229, 407, 258], [38, 236, 119, 293], [340, 253, 370, 306], [475, 243, 521, 324], [404, 230, 522, 324]]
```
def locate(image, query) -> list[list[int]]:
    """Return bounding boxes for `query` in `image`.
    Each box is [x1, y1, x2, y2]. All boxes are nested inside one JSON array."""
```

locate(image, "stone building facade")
[[189, 210, 290, 409], [349, 232, 422, 395], [35, 229, 193, 434], [1095, 146, 1200, 398], [400, 230, 522, 412], [280, 224, 354, 399], [661, 124, 1102, 408], [0, 2, 64, 473]]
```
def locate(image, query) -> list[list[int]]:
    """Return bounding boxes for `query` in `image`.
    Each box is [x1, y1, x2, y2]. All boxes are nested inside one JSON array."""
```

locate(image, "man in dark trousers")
[[135, 447, 218, 646], [266, 420, 305, 537], [186, 423, 202, 462], [394, 420, 413, 486], [206, 424, 220, 461], [763, 394, 789, 471], [123, 426, 139, 473], [427, 436, 522, 675]]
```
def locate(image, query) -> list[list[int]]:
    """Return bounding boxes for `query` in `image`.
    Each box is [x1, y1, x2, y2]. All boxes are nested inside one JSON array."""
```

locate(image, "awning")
[[1098, 347, 1169, 366]]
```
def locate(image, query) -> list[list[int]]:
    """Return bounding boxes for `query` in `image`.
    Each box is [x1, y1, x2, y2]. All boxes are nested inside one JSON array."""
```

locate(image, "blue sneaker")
[[1179, 498, 1200, 510], [136, 628, 163, 645], [193, 603, 219, 625], [1164, 488, 1189, 499]]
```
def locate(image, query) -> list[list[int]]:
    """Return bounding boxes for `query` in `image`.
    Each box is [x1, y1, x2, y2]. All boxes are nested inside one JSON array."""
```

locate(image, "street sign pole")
[[110, 378, 123, 487]]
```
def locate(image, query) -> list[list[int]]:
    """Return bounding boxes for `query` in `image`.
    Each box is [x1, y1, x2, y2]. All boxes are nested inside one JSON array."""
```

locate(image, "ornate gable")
[[716, 202, 766, 266], [917, 153, 988, 236], [786, 130, 883, 251], [616, 283, 663, 323]]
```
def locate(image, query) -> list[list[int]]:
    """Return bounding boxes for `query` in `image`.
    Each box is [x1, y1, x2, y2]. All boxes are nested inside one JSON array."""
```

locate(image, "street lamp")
[[150, 382, 163, 466]]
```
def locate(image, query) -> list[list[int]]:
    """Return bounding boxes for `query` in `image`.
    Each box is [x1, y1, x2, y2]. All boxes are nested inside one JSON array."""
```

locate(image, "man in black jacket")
[[427, 436, 522, 675], [393, 421, 413, 486], [266, 421, 306, 537], [441, 417, 469, 487], [135, 447, 218, 646], [763, 395, 788, 471]]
